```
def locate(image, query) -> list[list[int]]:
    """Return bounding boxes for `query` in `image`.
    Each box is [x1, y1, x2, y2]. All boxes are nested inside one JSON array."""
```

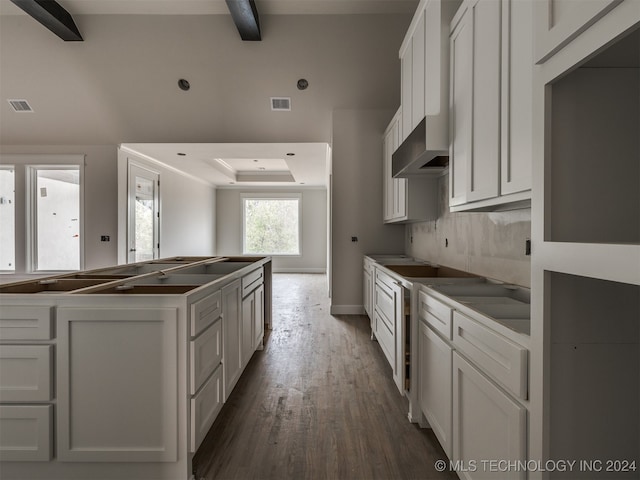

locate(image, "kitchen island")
[[0, 256, 271, 480]]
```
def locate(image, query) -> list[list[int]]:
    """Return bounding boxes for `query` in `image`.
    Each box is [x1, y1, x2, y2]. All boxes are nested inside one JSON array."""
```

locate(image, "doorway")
[[127, 163, 159, 263]]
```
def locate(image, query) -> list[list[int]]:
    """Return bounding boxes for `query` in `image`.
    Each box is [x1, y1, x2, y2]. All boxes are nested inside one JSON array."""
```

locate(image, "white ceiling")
[[0, 0, 419, 16], [121, 142, 330, 187]]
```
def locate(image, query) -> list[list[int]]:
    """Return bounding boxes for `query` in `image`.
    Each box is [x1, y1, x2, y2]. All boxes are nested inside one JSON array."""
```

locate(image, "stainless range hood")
[[392, 117, 448, 177]]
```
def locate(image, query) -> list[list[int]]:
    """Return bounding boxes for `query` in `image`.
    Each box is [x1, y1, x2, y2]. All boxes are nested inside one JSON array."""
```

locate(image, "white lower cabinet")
[[453, 352, 526, 480], [418, 320, 452, 458], [416, 288, 529, 479]]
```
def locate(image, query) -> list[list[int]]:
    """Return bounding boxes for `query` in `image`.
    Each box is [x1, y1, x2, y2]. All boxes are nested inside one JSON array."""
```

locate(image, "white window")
[[29, 166, 81, 271], [242, 194, 301, 255], [0, 167, 15, 271]]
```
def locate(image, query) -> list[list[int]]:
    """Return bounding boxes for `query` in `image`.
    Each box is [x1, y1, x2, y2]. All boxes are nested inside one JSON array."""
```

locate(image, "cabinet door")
[[412, 8, 426, 130], [253, 284, 264, 350], [56, 307, 178, 462], [453, 352, 526, 480], [449, 8, 473, 207], [363, 268, 372, 319], [419, 322, 452, 457], [222, 279, 242, 400], [533, 0, 623, 63], [501, 0, 533, 195], [468, 0, 500, 203], [401, 47, 413, 141], [241, 293, 255, 366], [382, 128, 395, 222]]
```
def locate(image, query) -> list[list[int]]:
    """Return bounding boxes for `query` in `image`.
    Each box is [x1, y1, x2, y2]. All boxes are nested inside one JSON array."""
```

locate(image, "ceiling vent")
[[8, 99, 33, 112], [270, 97, 291, 111]]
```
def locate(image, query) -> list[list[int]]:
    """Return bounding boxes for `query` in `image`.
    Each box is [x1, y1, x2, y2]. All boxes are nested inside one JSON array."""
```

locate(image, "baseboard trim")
[[272, 268, 326, 274], [330, 305, 365, 316]]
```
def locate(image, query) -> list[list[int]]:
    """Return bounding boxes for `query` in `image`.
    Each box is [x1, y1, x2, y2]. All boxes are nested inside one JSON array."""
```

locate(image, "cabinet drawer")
[[0, 405, 53, 461], [374, 311, 394, 368], [241, 267, 263, 298], [190, 290, 221, 337], [418, 291, 453, 339], [374, 283, 394, 332], [453, 311, 528, 399], [190, 319, 222, 395], [0, 305, 53, 340], [190, 365, 223, 453], [0, 345, 53, 402]]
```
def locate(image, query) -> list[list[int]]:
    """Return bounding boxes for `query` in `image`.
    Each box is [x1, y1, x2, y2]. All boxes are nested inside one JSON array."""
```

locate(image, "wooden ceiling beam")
[[225, 0, 261, 41], [10, 0, 83, 41]]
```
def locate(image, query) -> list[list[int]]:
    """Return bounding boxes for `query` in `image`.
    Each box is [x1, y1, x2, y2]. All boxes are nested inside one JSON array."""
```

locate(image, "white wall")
[[330, 109, 405, 314], [117, 150, 216, 262], [216, 188, 327, 272]]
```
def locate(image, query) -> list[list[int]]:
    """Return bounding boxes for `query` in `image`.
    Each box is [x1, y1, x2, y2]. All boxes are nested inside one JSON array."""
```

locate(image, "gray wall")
[[216, 188, 327, 272], [331, 109, 405, 314], [406, 175, 531, 287]]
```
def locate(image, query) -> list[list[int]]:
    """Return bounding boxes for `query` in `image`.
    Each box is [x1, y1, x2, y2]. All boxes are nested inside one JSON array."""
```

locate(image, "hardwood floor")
[[193, 274, 457, 480]]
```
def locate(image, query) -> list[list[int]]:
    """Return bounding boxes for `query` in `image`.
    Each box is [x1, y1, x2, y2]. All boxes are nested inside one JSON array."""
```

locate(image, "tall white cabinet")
[[530, 1, 639, 477]]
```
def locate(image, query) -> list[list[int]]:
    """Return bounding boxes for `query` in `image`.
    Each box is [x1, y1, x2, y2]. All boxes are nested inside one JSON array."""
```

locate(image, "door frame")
[[127, 162, 160, 263]]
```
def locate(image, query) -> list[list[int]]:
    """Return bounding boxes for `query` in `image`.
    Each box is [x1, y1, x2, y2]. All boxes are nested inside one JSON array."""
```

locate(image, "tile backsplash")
[[406, 174, 531, 287]]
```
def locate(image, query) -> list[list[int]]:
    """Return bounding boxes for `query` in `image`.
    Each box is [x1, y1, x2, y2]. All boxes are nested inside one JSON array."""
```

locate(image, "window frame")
[[241, 192, 302, 257], [0, 165, 16, 272], [0, 154, 85, 275], [27, 164, 84, 272]]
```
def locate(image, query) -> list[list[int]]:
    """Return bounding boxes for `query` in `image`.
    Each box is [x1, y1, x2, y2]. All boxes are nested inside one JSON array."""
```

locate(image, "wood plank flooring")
[[192, 274, 457, 480]]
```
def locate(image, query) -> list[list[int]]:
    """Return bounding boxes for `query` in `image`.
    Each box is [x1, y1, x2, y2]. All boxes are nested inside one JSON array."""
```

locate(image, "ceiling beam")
[[10, 0, 83, 41], [225, 0, 261, 41]]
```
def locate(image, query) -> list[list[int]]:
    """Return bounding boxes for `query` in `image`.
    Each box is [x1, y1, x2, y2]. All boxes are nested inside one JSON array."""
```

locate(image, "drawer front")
[[418, 291, 453, 339], [241, 267, 264, 298], [0, 306, 53, 340], [190, 319, 222, 395], [374, 283, 394, 332], [0, 405, 53, 461], [190, 290, 221, 337], [453, 312, 528, 399], [374, 311, 394, 368], [190, 365, 223, 453], [0, 345, 53, 402]]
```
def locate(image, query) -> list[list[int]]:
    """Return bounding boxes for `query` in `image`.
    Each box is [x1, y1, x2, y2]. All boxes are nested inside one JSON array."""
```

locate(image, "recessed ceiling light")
[[259, 167, 266, 170], [229, 182, 235, 185], [177, 152, 186, 156], [300, 182, 305, 185], [253, 159, 259, 162], [286, 153, 295, 156]]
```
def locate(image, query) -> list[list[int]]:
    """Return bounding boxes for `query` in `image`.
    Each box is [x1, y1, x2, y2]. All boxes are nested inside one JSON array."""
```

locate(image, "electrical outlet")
[[525, 238, 531, 256], [101, 235, 110, 242]]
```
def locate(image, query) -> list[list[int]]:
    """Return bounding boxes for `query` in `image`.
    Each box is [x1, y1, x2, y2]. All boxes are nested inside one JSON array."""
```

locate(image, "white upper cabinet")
[[449, 0, 533, 212], [399, 0, 457, 154], [533, 0, 624, 63]]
